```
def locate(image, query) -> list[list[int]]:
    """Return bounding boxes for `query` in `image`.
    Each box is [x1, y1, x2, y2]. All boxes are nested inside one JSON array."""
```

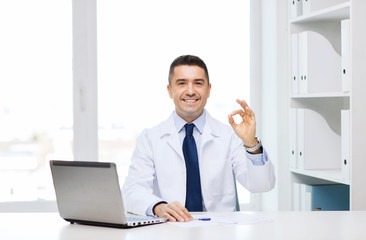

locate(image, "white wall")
[[251, 0, 290, 211], [73, 0, 98, 161], [275, 0, 291, 211], [0, 201, 57, 212]]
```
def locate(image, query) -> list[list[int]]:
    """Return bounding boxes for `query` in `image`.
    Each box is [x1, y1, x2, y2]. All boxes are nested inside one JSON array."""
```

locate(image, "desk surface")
[[1, 211, 366, 240]]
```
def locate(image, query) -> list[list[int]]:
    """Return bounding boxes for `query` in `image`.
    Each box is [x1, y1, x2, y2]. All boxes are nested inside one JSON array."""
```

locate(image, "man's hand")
[[228, 99, 259, 150], [153, 201, 193, 222]]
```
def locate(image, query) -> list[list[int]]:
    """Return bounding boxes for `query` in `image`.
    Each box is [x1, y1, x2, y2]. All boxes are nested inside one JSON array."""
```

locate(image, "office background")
[[0, 0, 279, 211], [4, 0, 362, 213]]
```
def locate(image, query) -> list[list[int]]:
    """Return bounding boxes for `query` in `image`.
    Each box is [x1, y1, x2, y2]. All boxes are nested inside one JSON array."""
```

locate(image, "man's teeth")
[[185, 100, 197, 103]]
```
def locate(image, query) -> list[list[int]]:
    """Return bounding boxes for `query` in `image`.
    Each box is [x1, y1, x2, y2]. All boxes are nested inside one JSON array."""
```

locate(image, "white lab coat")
[[122, 112, 275, 216]]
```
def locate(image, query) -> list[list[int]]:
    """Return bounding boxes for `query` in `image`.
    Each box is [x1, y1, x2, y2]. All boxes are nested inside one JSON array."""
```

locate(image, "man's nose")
[[186, 83, 195, 95]]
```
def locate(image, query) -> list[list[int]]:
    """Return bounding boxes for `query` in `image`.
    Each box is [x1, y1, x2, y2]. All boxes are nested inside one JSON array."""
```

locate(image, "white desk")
[[1, 211, 366, 240]]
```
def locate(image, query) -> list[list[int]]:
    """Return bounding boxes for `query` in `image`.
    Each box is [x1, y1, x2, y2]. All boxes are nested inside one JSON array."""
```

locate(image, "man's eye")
[[178, 82, 185, 86]]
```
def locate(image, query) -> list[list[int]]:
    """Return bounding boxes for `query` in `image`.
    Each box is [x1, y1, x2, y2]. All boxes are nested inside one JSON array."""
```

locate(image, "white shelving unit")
[[288, 0, 366, 211]]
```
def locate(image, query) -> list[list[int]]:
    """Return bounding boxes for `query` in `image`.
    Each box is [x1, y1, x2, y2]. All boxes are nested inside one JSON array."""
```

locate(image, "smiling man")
[[122, 55, 275, 222]]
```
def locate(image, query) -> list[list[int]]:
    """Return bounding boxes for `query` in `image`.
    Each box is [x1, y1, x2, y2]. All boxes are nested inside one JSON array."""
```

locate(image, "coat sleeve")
[[230, 134, 276, 193], [121, 129, 163, 215]]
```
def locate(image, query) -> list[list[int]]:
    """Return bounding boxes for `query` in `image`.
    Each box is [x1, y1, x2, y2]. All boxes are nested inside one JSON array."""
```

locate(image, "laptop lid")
[[50, 160, 165, 228]]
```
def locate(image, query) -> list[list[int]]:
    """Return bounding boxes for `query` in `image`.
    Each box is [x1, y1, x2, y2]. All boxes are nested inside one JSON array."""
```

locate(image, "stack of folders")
[[296, 108, 341, 170], [291, 30, 342, 94], [289, 108, 350, 181], [341, 19, 350, 93], [290, 19, 350, 94], [293, 183, 350, 211]]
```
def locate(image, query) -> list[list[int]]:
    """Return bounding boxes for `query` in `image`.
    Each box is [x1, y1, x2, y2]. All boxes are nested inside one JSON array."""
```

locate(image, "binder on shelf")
[[296, 109, 305, 169], [293, 183, 300, 211], [310, 184, 350, 211], [291, 34, 299, 94], [300, 184, 312, 211], [302, 0, 311, 15], [297, 108, 341, 170], [298, 31, 342, 94], [289, 108, 297, 168], [341, 110, 350, 180], [302, 0, 349, 15], [341, 19, 350, 92], [293, 183, 350, 211], [290, 0, 303, 19], [293, 183, 310, 211]]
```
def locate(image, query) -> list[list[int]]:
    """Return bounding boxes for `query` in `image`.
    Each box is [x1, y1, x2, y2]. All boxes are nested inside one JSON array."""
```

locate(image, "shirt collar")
[[173, 110, 206, 135]]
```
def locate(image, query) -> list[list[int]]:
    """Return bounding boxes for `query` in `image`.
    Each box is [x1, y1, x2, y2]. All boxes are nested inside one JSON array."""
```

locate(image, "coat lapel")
[[167, 134, 183, 160], [159, 113, 184, 161], [198, 112, 220, 160]]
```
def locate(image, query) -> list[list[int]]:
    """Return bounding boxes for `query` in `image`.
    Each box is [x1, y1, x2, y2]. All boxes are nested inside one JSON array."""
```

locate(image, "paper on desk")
[[210, 213, 272, 225], [169, 213, 272, 227], [169, 216, 218, 227]]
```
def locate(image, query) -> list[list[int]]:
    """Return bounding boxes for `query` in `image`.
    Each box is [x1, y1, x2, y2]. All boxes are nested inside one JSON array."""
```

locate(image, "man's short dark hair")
[[168, 55, 210, 85]]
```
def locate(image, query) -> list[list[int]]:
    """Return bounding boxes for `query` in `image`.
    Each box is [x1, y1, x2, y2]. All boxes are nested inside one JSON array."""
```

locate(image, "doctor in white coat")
[[122, 55, 275, 222]]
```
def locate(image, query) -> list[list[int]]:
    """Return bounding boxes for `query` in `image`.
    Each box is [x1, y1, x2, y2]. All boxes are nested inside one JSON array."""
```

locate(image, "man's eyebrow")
[[175, 79, 186, 82], [174, 78, 205, 83]]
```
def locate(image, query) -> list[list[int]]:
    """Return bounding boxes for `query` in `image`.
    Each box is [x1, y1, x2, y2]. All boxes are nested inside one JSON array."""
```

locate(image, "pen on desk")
[[197, 218, 211, 221]]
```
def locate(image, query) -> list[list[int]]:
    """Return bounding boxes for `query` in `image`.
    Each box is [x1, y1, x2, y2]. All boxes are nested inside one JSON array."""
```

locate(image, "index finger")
[[236, 99, 252, 112], [175, 202, 193, 221], [168, 202, 193, 222], [181, 206, 193, 220]]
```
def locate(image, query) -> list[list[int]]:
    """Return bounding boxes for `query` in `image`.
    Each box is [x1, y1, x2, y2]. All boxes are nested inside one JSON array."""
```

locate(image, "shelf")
[[287, 0, 366, 211], [291, 92, 350, 99], [290, 94, 350, 113], [290, 2, 350, 24], [290, 168, 350, 185]]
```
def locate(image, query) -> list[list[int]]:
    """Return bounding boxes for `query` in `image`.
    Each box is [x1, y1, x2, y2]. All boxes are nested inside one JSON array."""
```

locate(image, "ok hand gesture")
[[228, 99, 260, 152]]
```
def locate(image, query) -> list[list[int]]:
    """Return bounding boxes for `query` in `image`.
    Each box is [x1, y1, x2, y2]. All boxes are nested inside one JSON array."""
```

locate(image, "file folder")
[[291, 34, 299, 94], [341, 19, 350, 92], [302, 0, 311, 15], [310, 184, 350, 211], [298, 31, 342, 93], [297, 108, 341, 170], [297, 109, 305, 169], [341, 110, 350, 180], [290, 0, 303, 18], [293, 182, 301, 211], [294, 183, 349, 211], [289, 108, 297, 168]]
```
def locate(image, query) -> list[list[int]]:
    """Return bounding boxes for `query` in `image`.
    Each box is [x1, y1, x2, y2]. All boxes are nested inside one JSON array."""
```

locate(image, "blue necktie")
[[183, 123, 203, 211]]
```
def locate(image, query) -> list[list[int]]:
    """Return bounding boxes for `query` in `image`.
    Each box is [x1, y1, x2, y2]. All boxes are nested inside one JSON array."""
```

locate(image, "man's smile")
[[182, 99, 199, 103]]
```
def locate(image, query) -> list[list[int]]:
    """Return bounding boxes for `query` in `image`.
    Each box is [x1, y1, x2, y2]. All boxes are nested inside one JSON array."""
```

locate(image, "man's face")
[[167, 65, 211, 123]]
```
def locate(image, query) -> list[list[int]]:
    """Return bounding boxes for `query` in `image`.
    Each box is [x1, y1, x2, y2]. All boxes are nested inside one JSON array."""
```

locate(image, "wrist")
[[244, 137, 262, 153], [153, 201, 167, 216], [244, 138, 259, 148]]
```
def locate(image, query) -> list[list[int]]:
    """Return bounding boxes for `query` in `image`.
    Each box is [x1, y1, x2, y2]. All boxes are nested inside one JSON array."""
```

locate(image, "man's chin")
[[177, 109, 204, 122]]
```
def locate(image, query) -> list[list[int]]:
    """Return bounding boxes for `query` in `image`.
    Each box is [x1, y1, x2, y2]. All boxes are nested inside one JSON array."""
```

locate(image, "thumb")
[[228, 114, 237, 128]]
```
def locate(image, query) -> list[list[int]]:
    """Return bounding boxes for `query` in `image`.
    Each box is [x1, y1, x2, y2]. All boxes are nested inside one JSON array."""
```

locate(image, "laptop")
[[50, 160, 166, 228]]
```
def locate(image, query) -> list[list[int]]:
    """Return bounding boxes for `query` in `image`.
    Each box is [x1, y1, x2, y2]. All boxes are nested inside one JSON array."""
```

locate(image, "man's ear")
[[207, 83, 212, 98], [167, 84, 173, 98]]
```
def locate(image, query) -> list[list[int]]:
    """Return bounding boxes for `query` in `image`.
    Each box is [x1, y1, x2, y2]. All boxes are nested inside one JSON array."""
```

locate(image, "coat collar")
[[158, 110, 220, 160], [158, 110, 221, 138]]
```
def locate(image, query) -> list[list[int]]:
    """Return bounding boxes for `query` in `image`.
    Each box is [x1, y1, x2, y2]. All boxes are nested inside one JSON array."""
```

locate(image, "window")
[[0, 0, 251, 208], [97, 0, 251, 205], [0, 0, 72, 202]]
